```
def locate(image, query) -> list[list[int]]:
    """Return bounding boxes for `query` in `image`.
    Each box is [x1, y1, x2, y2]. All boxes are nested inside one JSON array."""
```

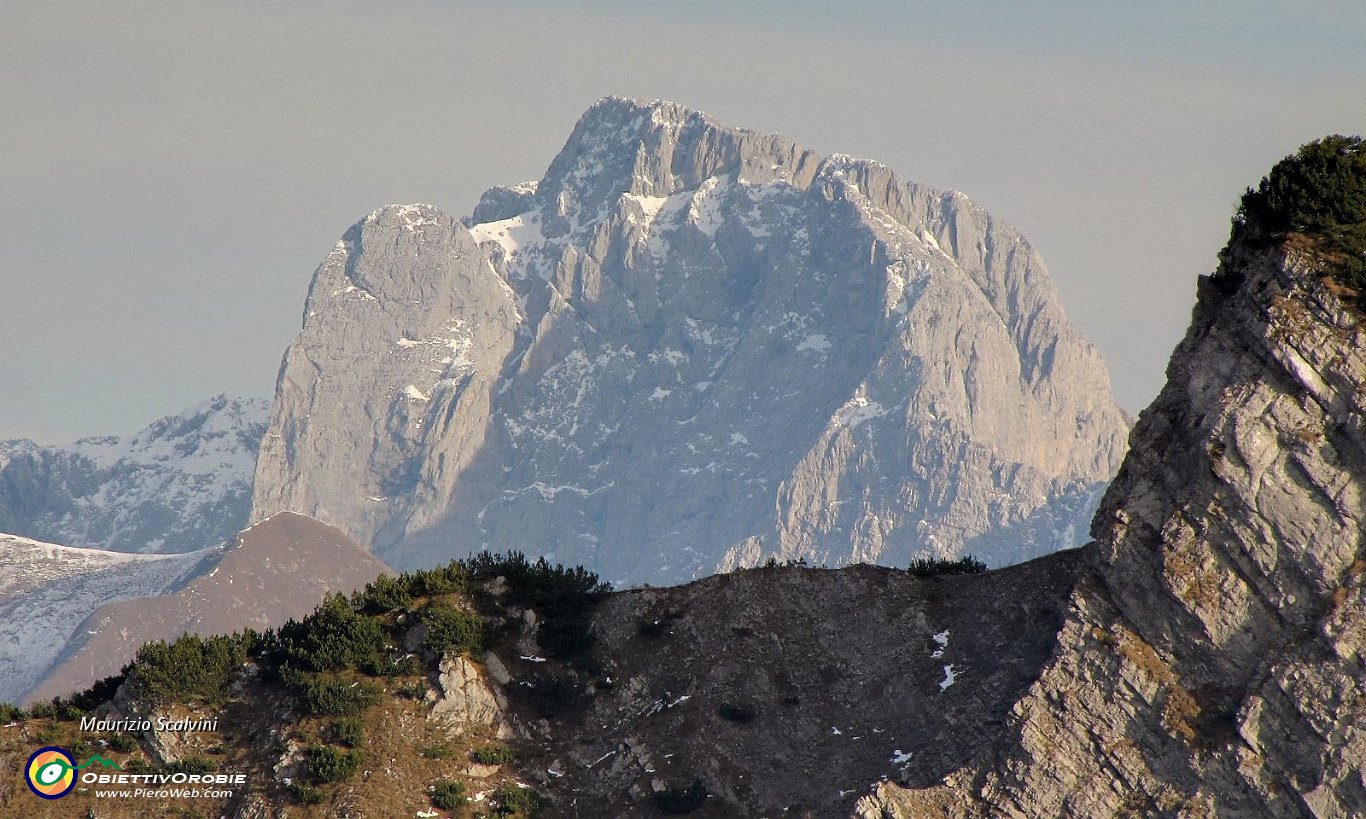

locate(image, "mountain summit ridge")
[[2, 127, 1358, 819], [251, 97, 1130, 584], [0, 395, 267, 554]]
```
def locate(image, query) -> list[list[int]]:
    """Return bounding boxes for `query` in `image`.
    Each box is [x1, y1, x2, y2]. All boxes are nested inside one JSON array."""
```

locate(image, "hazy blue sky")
[[2, 1, 1363, 442]]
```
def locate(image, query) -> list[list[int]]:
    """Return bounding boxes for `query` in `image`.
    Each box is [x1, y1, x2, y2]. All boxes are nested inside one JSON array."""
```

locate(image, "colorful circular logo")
[[26, 746, 76, 799]]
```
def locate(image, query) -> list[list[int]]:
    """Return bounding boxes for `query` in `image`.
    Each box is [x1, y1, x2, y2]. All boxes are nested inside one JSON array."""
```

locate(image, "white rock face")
[[429, 653, 506, 732], [251, 97, 1130, 584], [0, 395, 268, 553]]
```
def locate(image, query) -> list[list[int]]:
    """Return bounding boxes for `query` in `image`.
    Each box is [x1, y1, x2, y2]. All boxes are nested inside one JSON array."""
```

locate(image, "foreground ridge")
[[862, 146, 1366, 817]]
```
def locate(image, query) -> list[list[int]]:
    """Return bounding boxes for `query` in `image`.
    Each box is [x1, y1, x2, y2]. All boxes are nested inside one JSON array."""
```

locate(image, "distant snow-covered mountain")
[[251, 97, 1131, 584], [0, 512, 392, 705], [0, 395, 267, 553]]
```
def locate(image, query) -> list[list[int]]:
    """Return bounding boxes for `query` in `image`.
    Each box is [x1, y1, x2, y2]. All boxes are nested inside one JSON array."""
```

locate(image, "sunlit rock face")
[[252, 97, 1129, 585], [861, 246, 1366, 818]]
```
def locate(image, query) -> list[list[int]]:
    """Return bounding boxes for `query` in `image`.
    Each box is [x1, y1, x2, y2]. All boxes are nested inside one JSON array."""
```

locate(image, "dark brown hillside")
[[0, 549, 1082, 819], [523, 552, 1082, 817]]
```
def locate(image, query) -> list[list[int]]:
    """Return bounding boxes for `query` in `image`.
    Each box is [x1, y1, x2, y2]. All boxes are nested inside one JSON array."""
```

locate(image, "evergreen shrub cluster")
[[491, 782, 541, 816], [1226, 135, 1366, 303], [305, 744, 362, 783], [431, 778, 467, 810], [278, 593, 388, 674], [131, 633, 255, 704], [5, 550, 612, 743], [907, 555, 988, 578], [330, 718, 364, 748], [470, 744, 516, 764], [281, 668, 380, 717], [420, 599, 487, 656], [463, 551, 612, 663]]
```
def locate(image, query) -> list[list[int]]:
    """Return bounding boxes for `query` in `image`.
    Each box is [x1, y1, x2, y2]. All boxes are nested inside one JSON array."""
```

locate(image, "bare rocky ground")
[[521, 555, 1082, 817], [0, 554, 1081, 819], [857, 249, 1366, 818]]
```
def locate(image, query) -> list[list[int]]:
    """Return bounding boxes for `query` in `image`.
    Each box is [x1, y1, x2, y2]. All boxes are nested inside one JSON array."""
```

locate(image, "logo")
[[81, 754, 122, 771], [24, 748, 124, 799], [25, 746, 76, 799]]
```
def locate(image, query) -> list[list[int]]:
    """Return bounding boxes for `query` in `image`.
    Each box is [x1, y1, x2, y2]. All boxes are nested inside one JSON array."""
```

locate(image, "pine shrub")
[[131, 633, 253, 704], [470, 744, 516, 764], [908, 555, 988, 578], [283, 669, 380, 716], [330, 718, 363, 748], [305, 745, 361, 783], [1226, 135, 1366, 301], [420, 600, 486, 656], [279, 594, 387, 674], [431, 779, 467, 810]]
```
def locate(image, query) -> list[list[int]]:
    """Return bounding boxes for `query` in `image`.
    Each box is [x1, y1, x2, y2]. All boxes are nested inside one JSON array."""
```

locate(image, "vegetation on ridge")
[[1223, 134, 1366, 304], [0, 551, 607, 817], [908, 554, 988, 577]]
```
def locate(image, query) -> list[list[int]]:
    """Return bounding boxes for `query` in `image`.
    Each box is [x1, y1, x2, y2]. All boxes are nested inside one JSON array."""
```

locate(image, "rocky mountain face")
[[251, 97, 1130, 584], [9, 231, 1357, 817], [858, 247, 1366, 816], [0, 395, 268, 554], [22, 512, 391, 705], [3, 132, 1358, 819]]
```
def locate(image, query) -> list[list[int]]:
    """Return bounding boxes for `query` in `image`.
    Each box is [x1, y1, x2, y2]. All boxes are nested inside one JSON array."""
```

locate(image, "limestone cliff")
[[859, 244, 1366, 816], [250, 97, 1130, 584], [4, 136, 1359, 819]]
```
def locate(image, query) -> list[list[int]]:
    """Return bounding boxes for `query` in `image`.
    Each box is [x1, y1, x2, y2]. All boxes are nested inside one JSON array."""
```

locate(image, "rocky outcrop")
[[429, 653, 508, 735], [251, 97, 1130, 584], [9, 230, 1357, 816], [0, 395, 268, 553], [513, 555, 1083, 816], [858, 248, 1366, 816], [5, 132, 1359, 819]]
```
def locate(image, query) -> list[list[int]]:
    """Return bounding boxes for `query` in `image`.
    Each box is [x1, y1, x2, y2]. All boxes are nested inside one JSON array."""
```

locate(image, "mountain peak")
[[23, 512, 391, 704], [531, 97, 821, 229], [582, 94, 704, 125], [0, 396, 268, 554], [253, 100, 1129, 584]]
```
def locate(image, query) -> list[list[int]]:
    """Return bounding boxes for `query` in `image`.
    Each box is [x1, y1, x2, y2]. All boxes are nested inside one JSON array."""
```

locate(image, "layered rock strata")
[[859, 246, 1366, 817]]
